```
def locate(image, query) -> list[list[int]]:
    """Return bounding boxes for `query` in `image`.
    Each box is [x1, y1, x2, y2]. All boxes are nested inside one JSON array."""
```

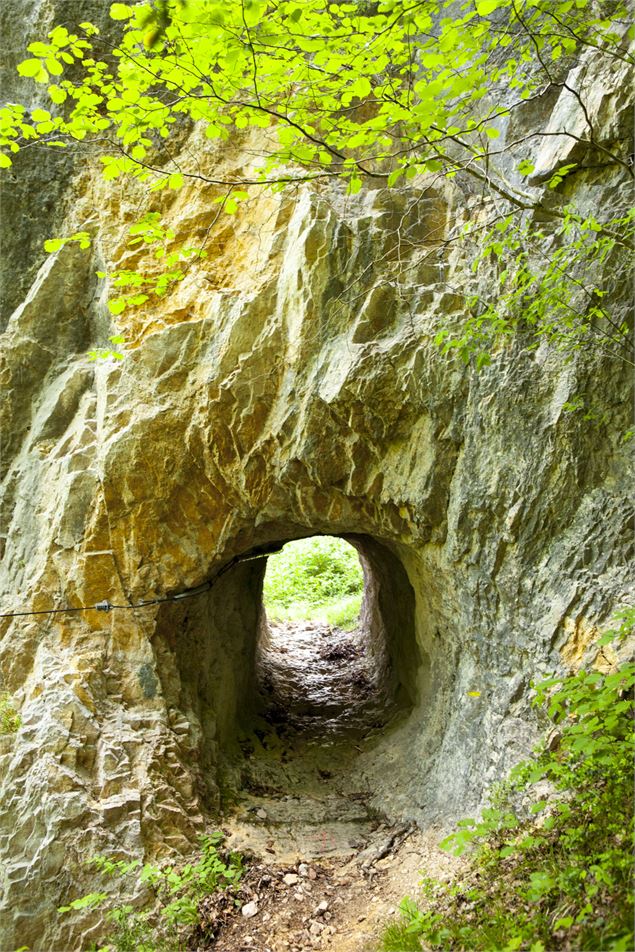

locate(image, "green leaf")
[[0, 153, 12, 169], [44, 237, 65, 252], [58, 892, 108, 914], [48, 84, 67, 104], [109, 3, 133, 19], [517, 159, 535, 176], [351, 76, 372, 99], [107, 298, 127, 315], [46, 57, 63, 76], [387, 167, 405, 188], [72, 231, 91, 250], [504, 936, 523, 950], [476, 0, 502, 14], [17, 58, 44, 77], [27, 42, 50, 56], [529, 799, 547, 814]]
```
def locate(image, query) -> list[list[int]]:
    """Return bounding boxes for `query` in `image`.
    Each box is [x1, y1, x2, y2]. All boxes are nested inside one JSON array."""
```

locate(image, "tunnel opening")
[[256, 536, 389, 738], [153, 529, 422, 854]]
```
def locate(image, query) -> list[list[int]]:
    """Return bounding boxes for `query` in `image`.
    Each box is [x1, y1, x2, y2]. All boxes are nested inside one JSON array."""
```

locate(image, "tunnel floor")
[[221, 619, 401, 862], [257, 620, 391, 736], [199, 617, 459, 951]]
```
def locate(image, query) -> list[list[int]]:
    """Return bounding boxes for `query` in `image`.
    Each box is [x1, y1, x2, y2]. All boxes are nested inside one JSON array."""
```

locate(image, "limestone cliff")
[[0, 10, 633, 949]]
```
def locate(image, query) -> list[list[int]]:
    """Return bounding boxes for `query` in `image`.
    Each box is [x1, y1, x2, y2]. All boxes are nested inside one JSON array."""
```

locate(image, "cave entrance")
[[256, 536, 387, 737], [156, 528, 420, 850], [219, 531, 420, 856]]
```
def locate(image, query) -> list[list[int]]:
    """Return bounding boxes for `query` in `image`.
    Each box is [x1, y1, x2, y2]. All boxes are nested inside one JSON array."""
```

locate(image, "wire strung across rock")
[[0, 548, 276, 620]]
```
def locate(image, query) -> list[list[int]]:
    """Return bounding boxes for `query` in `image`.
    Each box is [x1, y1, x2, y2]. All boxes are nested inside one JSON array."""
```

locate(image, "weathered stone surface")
[[0, 0, 121, 328], [0, 26, 633, 952], [528, 40, 634, 185]]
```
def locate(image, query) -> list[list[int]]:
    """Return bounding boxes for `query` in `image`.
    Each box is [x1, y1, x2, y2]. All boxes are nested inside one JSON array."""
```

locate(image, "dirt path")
[[197, 826, 458, 951], [201, 622, 461, 951]]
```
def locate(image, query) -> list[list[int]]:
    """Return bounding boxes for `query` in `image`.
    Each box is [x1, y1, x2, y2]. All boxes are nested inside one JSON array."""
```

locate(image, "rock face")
[[0, 0, 121, 328], [0, 15, 633, 950]]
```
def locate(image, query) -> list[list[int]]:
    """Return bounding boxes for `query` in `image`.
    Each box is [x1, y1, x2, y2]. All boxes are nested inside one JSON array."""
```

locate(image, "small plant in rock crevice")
[[0, 692, 21, 734], [381, 608, 635, 952], [58, 832, 243, 951]]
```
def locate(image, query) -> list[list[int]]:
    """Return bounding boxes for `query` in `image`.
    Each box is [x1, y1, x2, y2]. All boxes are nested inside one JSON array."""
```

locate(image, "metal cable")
[[0, 551, 269, 620]]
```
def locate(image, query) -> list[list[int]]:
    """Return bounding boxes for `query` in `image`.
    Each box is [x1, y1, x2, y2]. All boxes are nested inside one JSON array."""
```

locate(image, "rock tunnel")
[[0, 26, 632, 944], [150, 530, 422, 820]]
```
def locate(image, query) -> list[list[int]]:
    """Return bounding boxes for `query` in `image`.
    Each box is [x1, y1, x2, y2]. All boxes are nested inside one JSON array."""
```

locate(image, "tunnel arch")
[[151, 529, 421, 807]]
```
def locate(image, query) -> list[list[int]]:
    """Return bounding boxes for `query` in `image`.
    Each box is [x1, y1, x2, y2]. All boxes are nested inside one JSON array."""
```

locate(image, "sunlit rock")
[[0, 21, 632, 952]]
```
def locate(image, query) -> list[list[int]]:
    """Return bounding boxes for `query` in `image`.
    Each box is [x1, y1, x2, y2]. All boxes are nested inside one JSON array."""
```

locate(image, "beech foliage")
[[2, 0, 633, 365]]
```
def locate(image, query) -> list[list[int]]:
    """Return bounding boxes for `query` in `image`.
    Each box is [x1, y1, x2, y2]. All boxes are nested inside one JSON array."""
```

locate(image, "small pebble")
[[284, 873, 299, 886], [241, 901, 259, 918], [256, 809, 267, 820], [316, 900, 329, 914]]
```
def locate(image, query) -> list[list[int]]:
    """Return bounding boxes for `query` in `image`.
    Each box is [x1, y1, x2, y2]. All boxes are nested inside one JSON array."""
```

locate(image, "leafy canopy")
[[2, 0, 628, 184], [2, 0, 633, 364]]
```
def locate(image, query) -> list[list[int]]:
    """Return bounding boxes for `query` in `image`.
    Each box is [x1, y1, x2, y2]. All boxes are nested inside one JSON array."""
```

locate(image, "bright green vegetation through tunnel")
[[262, 536, 364, 630]]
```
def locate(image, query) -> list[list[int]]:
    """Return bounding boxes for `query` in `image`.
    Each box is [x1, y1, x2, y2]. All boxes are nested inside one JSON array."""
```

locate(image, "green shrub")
[[263, 536, 364, 626], [59, 832, 243, 951], [265, 592, 363, 630], [381, 608, 635, 952]]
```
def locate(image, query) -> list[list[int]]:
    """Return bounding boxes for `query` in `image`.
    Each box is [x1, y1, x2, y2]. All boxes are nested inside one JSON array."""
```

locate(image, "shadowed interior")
[[152, 532, 419, 807]]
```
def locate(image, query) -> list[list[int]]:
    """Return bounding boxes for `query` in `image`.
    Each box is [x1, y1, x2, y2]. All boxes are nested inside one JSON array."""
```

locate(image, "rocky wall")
[[0, 0, 122, 328], [0, 24, 633, 950]]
